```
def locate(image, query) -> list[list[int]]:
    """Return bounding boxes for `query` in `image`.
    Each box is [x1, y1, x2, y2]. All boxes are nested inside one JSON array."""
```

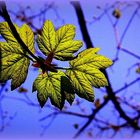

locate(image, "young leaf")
[[71, 48, 112, 69], [0, 22, 19, 45], [55, 24, 81, 60], [66, 69, 95, 102], [0, 42, 30, 90], [61, 76, 75, 105], [0, 22, 34, 53], [37, 92, 47, 108], [36, 20, 56, 56], [56, 24, 75, 44], [20, 24, 35, 53], [54, 40, 83, 60], [33, 73, 49, 108], [33, 71, 74, 109], [0, 22, 34, 90], [36, 20, 82, 61], [66, 48, 113, 102]]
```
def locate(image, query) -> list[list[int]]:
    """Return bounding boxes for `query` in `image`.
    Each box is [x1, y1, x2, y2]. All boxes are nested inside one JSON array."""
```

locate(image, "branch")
[[71, 1, 94, 48], [117, 5, 140, 48], [120, 48, 140, 59], [71, 1, 140, 137], [40, 111, 89, 122], [74, 97, 109, 138], [0, 1, 39, 61], [115, 78, 140, 94], [0, 1, 54, 72]]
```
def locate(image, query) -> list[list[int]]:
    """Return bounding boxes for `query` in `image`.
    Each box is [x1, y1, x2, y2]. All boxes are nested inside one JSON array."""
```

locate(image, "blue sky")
[[0, 0, 140, 140]]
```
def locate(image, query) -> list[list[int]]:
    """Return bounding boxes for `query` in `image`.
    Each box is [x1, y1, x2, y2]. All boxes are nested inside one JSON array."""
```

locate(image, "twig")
[[71, 1, 94, 48], [0, 1, 38, 62], [71, 1, 140, 137], [74, 97, 109, 138], [120, 48, 140, 59], [115, 78, 140, 94], [117, 5, 140, 48]]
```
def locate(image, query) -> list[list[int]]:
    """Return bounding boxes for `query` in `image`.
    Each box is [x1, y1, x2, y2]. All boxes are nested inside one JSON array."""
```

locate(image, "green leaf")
[[20, 24, 35, 53], [33, 71, 74, 109], [66, 69, 94, 102], [36, 20, 56, 56], [0, 22, 34, 90], [0, 22, 19, 45], [0, 42, 30, 90], [33, 73, 49, 107], [36, 20, 82, 61], [71, 48, 112, 69], [0, 22, 34, 53], [55, 40, 83, 60], [61, 76, 75, 105], [55, 24, 75, 45], [36, 35, 49, 56], [66, 48, 113, 102], [55, 23, 82, 60]]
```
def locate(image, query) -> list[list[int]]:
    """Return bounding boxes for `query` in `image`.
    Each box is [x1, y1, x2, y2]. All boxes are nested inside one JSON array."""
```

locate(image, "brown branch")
[[117, 5, 140, 48], [115, 78, 140, 94], [120, 48, 140, 59], [0, 1, 56, 73], [71, 1, 94, 48], [0, 1, 39, 62], [113, 4, 140, 60], [40, 111, 89, 122], [71, 1, 140, 138], [0, 1, 140, 137], [74, 97, 109, 138]]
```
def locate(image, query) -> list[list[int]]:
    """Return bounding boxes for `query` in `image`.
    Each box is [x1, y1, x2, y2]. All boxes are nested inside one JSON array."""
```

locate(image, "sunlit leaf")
[[0, 20, 113, 109], [55, 24, 82, 60], [55, 40, 83, 60], [36, 20, 82, 61], [71, 48, 112, 69], [36, 20, 56, 56], [33, 73, 49, 107], [0, 22, 19, 45], [0, 42, 30, 90], [0, 22, 34, 90], [66, 48, 113, 102], [20, 24, 34, 53], [66, 69, 94, 102], [33, 71, 74, 109], [56, 24, 75, 44]]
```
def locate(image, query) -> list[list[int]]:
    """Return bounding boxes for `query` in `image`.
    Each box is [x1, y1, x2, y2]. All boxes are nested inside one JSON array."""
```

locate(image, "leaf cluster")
[[0, 20, 112, 109]]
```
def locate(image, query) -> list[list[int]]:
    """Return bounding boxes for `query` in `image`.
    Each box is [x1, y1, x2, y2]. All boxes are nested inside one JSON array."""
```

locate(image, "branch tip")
[[0, 1, 6, 15]]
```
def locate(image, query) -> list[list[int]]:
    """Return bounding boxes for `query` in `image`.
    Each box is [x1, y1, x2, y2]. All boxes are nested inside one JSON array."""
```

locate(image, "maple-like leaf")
[[36, 20, 83, 61], [66, 48, 113, 102], [33, 71, 74, 108], [0, 22, 34, 90], [0, 20, 113, 109]]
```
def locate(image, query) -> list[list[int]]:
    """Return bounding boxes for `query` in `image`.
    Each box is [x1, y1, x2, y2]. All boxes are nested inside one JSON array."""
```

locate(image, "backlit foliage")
[[0, 20, 112, 109]]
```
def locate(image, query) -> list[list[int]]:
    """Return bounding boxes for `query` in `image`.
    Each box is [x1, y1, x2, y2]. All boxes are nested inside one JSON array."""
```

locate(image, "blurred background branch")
[[0, 0, 140, 139]]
